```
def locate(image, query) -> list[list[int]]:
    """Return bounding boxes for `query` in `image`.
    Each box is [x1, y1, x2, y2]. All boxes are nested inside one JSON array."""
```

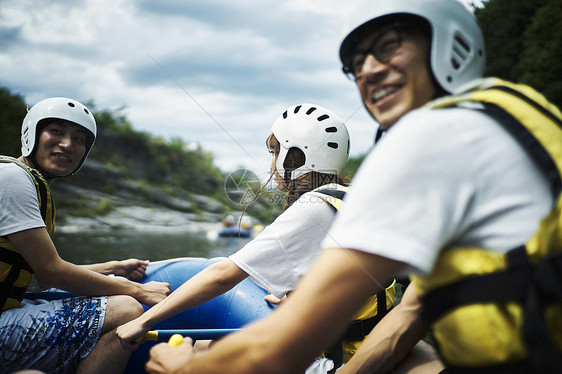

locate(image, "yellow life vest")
[[310, 186, 397, 370], [411, 78, 562, 372], [0, 156, 55, 312]]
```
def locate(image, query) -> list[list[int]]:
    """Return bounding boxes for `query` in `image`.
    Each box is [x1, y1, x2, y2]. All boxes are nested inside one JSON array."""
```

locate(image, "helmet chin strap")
[[284, 170, 292, 185], [23, 154, 66, 180], [374, 127, 386, 144]]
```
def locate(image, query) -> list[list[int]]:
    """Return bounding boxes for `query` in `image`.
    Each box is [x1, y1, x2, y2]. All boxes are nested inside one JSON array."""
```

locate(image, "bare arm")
[[82, 259, 149, 281], [338, 284, 427, 374], [9, 227, 171, 306], [146, 248, 404, 374], [117, 258, 248, 347]]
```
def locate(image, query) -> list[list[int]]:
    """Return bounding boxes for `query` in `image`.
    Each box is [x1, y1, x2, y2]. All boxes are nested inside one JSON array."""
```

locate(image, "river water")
[[54, 229, 252, 266]]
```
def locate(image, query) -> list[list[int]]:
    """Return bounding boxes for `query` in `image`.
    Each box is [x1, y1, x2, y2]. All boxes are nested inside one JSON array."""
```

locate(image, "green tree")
[[342, 154, 366, 180], [0, 87, 27, 157], [83, 108, 225, 195], [519, 0, 562, 107], [475, 0, 561, 108]]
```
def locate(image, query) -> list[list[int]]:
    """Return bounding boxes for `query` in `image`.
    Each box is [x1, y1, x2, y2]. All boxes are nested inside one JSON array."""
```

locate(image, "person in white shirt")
[[0, 97, 171, 373], [118, 103, 374, 373], [144, 0, 561, 373]]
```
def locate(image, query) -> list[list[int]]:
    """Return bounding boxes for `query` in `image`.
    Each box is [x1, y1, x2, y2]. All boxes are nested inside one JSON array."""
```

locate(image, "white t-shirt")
[[0, 162, 46, 237], [230, 184, 342, 299], [323, 105, 552, 276]]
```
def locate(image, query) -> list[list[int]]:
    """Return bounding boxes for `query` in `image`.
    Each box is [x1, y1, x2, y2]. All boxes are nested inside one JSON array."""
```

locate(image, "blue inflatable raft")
[[125, 257, 274, 373], [218, 226, 252, 238]]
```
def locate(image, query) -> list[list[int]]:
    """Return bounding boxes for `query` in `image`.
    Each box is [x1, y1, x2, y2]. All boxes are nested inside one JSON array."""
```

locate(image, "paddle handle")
[[168, 334, 184, 346], [135, 328, 241, 344]]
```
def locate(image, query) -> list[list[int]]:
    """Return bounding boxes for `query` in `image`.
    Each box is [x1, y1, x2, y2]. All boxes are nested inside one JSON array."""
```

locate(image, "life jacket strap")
[[339, 288, 389, 341], [480, 102, 562, 197], [316, 188, 346, 201], [325, 344, 343, 374], [0, 248, 34, 273], [0, 247, 34, 315], [0, 284, 27, 310], [324, 287, 391, 373], [374, 126, 385, 144], [421, 246, 562, 372], [313, 188, 346, 214], [421, 247, 562, 322]]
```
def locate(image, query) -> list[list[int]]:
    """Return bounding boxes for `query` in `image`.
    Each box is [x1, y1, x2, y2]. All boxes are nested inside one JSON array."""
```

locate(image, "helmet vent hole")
[[306, 107, 317, 115], [84, 108, 90, 115], [447, 76, 453, 83], [451, 57, 460, 70], [67, 102, 75, 108], [317, 114, 329, 121], [327, 142, 338, 149], [325, 126, 337, 133], [283, 110, 288, 119], [294, 105, 302, 114], [451, 33, 471, 70], [453, 33, 470, 53]]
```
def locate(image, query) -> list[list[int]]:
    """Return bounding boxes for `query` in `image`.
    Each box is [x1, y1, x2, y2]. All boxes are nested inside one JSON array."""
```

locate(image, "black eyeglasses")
[[342, 23, 408, 81]]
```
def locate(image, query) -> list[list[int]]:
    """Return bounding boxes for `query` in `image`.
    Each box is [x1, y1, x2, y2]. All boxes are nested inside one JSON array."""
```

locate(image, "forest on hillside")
[[475, 0, 562, 108], [0, 88, 369, 224]]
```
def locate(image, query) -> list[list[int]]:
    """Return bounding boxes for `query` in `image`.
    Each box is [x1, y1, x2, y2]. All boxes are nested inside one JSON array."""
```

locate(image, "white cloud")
[[0, 0, 482, 174]]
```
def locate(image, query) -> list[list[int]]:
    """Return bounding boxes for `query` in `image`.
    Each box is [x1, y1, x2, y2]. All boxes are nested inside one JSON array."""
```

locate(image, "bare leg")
[[76, 295, 144, 374], [392, 340, 445, 374]]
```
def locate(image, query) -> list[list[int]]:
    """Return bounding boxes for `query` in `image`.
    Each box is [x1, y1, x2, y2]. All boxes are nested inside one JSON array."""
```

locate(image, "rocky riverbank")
[[55, 201, 225, 234], [51, 160, 237, 234]]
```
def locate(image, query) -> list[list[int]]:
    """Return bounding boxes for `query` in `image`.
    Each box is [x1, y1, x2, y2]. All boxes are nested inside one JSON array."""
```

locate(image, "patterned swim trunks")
[[0, 295, 107, 374]]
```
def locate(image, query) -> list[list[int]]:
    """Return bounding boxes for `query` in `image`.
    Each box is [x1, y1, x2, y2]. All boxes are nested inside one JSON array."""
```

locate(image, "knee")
[[114, 295, 145, 319], [104, 295, 145, 329]]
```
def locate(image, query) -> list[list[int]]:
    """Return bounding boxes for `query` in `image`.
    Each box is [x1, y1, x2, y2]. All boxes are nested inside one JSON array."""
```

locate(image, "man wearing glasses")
[[146, 0, 562, 372]]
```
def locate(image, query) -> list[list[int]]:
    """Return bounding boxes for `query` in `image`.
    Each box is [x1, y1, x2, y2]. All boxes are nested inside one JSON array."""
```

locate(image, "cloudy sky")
[[0, 0, 480, 178]]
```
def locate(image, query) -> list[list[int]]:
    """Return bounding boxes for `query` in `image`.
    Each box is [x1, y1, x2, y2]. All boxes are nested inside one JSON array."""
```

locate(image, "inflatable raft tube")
[[125, 257, 274, 373]]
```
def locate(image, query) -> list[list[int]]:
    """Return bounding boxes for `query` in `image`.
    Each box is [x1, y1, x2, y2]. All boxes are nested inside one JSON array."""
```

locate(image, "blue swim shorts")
[[0, 295, 107, 374]]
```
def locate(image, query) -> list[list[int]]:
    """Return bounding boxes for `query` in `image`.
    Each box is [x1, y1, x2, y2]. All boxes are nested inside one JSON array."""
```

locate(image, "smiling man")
[[27, 120, 90, 177], [0, 97, 171, 373], [344, 15, 439, 129], [145, 0, 562, 373]]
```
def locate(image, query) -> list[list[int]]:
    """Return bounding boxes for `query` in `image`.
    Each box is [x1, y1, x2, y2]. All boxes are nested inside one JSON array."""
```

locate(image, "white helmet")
[[21, 97, 97, 174], [272, 103, 350, 181], [340, 0, 485, 93]]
